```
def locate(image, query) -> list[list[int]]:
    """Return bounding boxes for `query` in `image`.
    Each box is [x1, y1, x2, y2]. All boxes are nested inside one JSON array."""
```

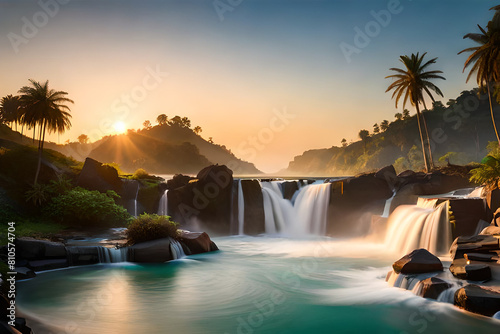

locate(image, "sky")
[[0, 0, 495, 173]]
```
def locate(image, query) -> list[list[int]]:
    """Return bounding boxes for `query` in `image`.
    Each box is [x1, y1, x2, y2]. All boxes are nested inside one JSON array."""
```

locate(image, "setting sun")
[[114, 121, 127, 134]]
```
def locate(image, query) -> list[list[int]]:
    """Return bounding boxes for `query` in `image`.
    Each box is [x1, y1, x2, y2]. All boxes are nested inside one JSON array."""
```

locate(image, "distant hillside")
[[88, 132, 212, 174], [139, 124, 261, 174], [0, 122, 262, 175], [285, 89, 498, 176]]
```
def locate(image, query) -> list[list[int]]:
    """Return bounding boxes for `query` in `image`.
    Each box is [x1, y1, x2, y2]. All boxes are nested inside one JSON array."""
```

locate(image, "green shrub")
[[470, 155, 500, 191], [131, 168, 151, 180], [44, 187, 131, 228], [127, 214, 179, 245]]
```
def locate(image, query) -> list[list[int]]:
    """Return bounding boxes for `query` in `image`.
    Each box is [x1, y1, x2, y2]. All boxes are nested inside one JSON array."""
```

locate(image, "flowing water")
[[17, 237, 500, 334]]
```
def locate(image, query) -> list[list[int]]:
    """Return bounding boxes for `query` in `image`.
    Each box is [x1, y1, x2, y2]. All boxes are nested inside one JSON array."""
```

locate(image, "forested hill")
[[284, 88, 499, 176], [0, 120, 262, 175]]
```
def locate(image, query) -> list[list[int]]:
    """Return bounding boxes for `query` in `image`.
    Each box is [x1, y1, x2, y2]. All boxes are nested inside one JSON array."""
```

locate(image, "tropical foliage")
[[386, 52, 445, 172], [127, 214, 179, 245], [18, 79, 73, 184]]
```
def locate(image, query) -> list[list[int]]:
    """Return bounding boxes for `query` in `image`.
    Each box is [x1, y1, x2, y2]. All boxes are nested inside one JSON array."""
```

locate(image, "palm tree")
[[386, 52, 445, 172], [373, 123, 380, 134], [143, 120, 152, 130], [18, 79, 73, 184], [0, 95, 21, 130], [156, 114, 168, 125], [394, 113, 403, 121], [193, 126, 202, 135], [358, 129, 370, 154], [380, 120, 390, 132], [459, 7, 500, 145]]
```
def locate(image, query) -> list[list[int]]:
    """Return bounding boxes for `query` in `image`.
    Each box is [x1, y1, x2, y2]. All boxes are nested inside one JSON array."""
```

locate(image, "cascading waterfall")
[[97, 246, 128, 263], [170, 238, 186, 260], [261, 182, 293, 234], [255, 181, 331, 236], [384, 200, 451, 255], [292, 183, 331, 235], [238, 179, 245, 235], [381, 191, 396, 218], [134, 183, 140, 217], [158, 189, 169, 216]]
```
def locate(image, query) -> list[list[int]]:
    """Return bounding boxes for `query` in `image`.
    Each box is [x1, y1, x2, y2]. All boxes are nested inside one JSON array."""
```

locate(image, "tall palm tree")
[[459, 7, 500, 145], [0, 95, 21, 129], [386, 52, 445, 172], [18, 80, 73, 184]]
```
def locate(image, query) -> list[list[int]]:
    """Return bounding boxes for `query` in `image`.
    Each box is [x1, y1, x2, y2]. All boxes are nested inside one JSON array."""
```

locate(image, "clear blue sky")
[[0, 0, 494, 172]]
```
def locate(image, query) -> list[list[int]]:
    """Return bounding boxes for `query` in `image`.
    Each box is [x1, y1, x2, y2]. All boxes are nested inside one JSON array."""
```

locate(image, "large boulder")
[[375, 165, 398, 190], [454, 285, 500, 317], [392, 249, 443, 274], [178, 231, 218, 255], [281, 181, 299, 201], [15, 238, 66, 261], [168, 165, 233, 235], [418, 277, 452, 300], [127, 238, 174, 263], [327, 175, 392, 237], [449, 259, 492, 281], [76, 157, 122, 193]]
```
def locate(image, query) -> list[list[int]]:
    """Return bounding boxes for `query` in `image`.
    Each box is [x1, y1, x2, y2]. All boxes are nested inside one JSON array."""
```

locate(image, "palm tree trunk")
[[487, 83, 500, 146], [34, 121, 46, 185], [415, 104, 430, 172], [421, 100, 434, 169], [32, 127, 35, 144]]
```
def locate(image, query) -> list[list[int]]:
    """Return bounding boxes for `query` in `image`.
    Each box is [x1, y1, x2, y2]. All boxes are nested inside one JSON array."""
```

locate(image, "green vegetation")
[[470, 155, 500, 191], [127, 214, 179, 245], [18, 79, 74, 184], [131, 168, 151, 180], [386, 52, 445, 172], [460, 9, 500, 144], [44, 187, 131, 228]]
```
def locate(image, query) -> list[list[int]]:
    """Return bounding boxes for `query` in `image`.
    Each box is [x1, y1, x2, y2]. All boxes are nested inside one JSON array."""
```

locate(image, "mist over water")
[[17, 237, 500, 334]]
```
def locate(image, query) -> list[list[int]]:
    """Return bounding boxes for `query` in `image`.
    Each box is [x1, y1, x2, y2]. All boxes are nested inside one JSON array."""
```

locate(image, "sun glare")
[[114, 121, 127, 134]]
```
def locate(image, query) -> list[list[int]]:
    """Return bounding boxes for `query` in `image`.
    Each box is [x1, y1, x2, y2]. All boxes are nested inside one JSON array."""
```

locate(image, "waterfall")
[[384, 200, 451, 255], [134, 183, 140, 217], [97, 246, 128, 263], [436, 284, 461, 304], [158, 190, 169, 216], [292, 183, 331, 235], [261, 182, 293, 234], [381, 191, 396, 218], [170, 238, 186, 260], [238, 179, 245, 235]]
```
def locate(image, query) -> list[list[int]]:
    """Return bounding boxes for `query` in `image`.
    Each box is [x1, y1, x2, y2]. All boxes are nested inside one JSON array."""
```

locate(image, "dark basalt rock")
[[127, 238, 174, 263], [418, 277, 452, 300], [281, 181, 299, 200], [76, 157, 122, 193], [15, 238, 66, 261], [327, 174, 392, 237], [168, 165, 233, 235], [178, 231, 216, 255], [240, 179, 265, 235], [454, 284, 500, 317], [392, 248, 443, 274], [449, 259, 492, 281]]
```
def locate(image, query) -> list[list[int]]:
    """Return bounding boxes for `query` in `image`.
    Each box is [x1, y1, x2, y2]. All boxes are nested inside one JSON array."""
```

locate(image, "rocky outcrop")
[[448, 198, 488, 239], [76, 157, 122, 193], [127, 238, 174, 263], [281, 181, 299, 200], [240, 179, 265, 235], [418, 277, 452, 299], [168, 165, 233, 235], [392, 249, 443, 274], [450, 259, 492, 281], [454, 285, 500, 317], [390, 172, 474, 212], [327, 174, 392, 237], [178, 231, 216, 255]]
